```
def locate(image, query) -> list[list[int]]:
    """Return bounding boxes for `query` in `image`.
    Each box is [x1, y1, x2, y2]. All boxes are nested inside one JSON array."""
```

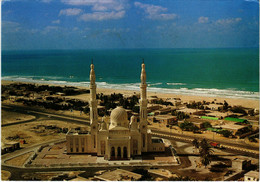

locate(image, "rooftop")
[[154, 115, 176, 119], [244, 171, 259, 178], [177, 108, 204, 114], [201, 116, 218, 120], [67, 127, 90, 135], [214, 124, 246, 130], [148, 169, 175, 179], [224, 117, 247, 123], [94, 169, 142, 181]]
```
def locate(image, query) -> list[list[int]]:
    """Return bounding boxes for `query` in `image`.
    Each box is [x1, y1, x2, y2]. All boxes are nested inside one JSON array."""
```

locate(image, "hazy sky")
[[2, 0, 259, 50]]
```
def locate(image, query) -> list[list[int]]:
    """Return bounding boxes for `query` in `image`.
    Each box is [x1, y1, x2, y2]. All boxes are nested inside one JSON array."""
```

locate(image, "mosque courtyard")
[[28, 141, 178, 168]]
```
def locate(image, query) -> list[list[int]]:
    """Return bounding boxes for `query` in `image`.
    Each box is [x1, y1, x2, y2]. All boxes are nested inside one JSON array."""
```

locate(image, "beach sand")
[[2, 80, 259, 109]]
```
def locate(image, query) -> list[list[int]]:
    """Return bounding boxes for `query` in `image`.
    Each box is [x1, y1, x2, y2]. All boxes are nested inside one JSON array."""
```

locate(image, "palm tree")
[[192, 139, 199, 153], [199, 138, 214, 168]]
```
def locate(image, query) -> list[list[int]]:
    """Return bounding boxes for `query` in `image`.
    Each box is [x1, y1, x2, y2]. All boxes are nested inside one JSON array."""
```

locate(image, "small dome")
[[100, 120, 108, 131], [109, 106, 128, 128], [130, 116, 138, 130]]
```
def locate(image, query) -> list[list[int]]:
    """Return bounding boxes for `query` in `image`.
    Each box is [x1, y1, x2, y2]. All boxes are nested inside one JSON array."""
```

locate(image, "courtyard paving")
[[31, 142, 177, 167]]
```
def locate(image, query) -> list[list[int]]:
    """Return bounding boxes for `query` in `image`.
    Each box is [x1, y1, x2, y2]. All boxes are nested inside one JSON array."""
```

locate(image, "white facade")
[[244, 171, 259, 181], [66, 62, 165, 160]]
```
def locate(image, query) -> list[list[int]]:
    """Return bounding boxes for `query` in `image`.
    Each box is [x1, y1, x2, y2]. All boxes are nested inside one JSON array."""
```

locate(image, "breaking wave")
[[2, 76, 259, 100], [167, 82, 187, 86]]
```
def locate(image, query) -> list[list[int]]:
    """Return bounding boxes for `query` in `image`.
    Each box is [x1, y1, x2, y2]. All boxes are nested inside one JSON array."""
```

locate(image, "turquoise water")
[[2, 48, 259, 99]]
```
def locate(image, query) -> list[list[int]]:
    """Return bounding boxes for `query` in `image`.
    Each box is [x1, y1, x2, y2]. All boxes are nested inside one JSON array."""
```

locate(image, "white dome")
[[109, 106, 128, 128]]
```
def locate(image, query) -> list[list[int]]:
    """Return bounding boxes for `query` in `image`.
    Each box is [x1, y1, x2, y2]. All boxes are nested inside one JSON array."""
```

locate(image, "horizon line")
[[2, 47, 259, 52]]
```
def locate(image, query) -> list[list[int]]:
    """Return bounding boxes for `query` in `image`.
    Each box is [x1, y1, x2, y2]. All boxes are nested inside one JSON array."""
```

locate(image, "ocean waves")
[[2, 76, 259, 100], [167, 82, 186, 86]]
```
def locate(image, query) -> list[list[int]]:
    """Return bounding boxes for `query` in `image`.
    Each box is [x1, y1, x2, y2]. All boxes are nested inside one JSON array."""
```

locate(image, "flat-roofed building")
[[1, 141, 20, 154], [148, 115, 177, 125], [224, 117, 248, 123], [244, 171, 259, 181], [214, 124, 248, 135], [94, 169, 142, 181], [231, 157, 251, 170], [153, 106, 175, 115], [176, 108, 203, 115], [148, 169, 177, 180], [207, 104, 221, 111]]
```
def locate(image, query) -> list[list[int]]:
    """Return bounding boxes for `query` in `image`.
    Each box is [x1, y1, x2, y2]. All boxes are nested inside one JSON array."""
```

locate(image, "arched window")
[[142, 134, 145, 148], [101, 141, 105, 155], [123, 147, 127, 158]]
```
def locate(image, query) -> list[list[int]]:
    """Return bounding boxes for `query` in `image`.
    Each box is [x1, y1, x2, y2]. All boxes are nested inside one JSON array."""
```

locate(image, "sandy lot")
[[5, 152, 34, 167], [1, 110, 36, 125], [1, 115, 88, 147]]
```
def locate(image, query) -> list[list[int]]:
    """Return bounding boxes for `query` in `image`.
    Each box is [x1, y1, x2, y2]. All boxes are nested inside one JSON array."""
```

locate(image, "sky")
[[1, 0, 259, 50]]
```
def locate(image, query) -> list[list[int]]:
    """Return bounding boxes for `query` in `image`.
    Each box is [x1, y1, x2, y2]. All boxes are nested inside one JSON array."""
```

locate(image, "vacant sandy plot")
[[1, 110, 36, 125], [5, 152, 34, 167], [2, 119, 88, 147]]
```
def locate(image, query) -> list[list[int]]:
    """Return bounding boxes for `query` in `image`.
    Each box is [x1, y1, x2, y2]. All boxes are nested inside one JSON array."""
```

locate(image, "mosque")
[[66, 62, 165, 160]]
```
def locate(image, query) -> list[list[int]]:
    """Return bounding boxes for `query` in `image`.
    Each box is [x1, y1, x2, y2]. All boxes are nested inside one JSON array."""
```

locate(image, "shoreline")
[[2, 76, 259, 100], [2, 80, 259, 109]]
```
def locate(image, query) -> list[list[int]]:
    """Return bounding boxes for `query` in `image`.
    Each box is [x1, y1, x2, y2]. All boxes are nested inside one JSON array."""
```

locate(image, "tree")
[[192, 139, 199, 153], [223, 100, 229, 111], [180, 121, 197, 131], [231, 106, 247, 115], [218, 130, 232, 138], [199, 139, 214, 168], [202, 122, 212, 129], [132, 106, 140, 113], [132, 169, 153, 181]]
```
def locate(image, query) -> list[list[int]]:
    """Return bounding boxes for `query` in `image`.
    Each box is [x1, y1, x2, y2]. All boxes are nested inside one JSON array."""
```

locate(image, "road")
[[2, 104, 90, 127], [150, 130, 259, 158]]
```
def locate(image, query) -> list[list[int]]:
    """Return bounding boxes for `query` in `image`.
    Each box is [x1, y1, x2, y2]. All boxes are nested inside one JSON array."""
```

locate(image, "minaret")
[[139, 60, 148, 152], [89, 60, 98, 152]]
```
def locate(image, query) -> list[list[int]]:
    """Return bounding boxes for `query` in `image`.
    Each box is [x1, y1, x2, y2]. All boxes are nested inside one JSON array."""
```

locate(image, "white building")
[[66, 62, 165, 160], [244, 171, 259, 181]]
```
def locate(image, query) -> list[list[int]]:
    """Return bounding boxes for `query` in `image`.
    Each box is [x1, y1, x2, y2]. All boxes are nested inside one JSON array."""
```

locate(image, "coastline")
[[2, 80, 259, 109]]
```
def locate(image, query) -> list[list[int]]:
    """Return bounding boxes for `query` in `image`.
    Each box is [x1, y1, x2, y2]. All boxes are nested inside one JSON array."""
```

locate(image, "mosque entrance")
[[111, 147, 115, 159], [117, 147, 121, 158]]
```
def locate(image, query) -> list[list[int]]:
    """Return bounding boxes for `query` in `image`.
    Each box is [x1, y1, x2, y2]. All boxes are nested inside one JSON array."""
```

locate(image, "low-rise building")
[[153, 106, 175, 115], [1, 141, 20, 154], [244, 171, 259, 181], [94, 169, 142, 181], [176, 108, 203, 115], [148, 115, 177, 125], [214, 124, 248, 136], [224, 117, 248, 124], [147, 104, 161, 113], [231, 157, 251, 171], [207, 104, 221, 111], [148, 169, 177, 180]]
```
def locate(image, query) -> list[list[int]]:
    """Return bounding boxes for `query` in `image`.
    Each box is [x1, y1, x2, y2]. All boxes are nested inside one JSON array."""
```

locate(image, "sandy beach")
[[2, 80, 259, 109]]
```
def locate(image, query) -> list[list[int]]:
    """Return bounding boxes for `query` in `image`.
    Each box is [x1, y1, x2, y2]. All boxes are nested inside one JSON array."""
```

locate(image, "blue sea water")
[[2, 48, 259, 99]]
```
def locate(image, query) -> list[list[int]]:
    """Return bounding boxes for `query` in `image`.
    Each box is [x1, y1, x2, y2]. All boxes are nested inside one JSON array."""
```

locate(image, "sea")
[[2, 48, 259, 100]]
